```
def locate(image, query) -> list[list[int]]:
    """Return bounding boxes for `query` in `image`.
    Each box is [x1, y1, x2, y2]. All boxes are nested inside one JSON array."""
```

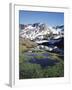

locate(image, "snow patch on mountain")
[[19, 23, 64, 41]]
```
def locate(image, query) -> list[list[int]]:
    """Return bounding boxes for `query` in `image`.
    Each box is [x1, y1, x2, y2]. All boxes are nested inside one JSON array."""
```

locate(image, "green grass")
[[44, 61, 64, 77], [19, 54, 33, 64], [34, 55, 46, 59], [19, 53, 64, 79], [19, 63, 43, 79], [19, 43, 64, 79], [19, 60, 64, 79]]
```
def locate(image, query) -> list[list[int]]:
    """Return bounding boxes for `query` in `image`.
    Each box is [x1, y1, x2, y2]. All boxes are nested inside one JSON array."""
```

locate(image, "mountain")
[[19, 23, 64, 53], [19, 23, 64, 41], [19, 23, 52, 40]]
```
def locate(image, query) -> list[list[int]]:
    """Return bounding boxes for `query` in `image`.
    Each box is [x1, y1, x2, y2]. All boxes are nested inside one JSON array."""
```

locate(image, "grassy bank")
[[19, 37, 64, 79]]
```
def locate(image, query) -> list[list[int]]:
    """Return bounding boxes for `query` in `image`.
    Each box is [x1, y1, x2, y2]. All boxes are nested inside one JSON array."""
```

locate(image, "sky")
[[19, 10, 64, 27]]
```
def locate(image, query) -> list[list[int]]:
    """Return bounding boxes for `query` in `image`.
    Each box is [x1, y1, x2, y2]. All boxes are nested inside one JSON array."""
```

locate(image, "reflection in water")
[[24, 52, 60, 68], [23, 37, 64, 68], [29, 58, 59, 67]]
